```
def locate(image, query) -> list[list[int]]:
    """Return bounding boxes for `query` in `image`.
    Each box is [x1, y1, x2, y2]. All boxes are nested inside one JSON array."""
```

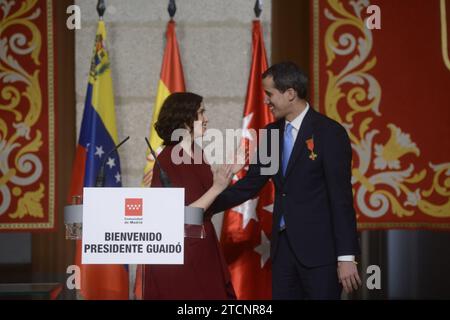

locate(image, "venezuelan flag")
[[68, 20, 128, 300]]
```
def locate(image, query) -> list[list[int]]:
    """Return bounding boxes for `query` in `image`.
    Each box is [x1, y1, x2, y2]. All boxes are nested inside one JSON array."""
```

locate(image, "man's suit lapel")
[[284, 107, 314, 179]]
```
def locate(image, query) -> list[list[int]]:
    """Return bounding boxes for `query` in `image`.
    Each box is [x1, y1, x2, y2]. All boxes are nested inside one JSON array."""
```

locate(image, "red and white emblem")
[[125, 198, 143, 216]]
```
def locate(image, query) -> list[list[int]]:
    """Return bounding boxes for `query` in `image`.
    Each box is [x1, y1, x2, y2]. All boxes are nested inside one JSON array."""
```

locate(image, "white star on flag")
[[106, 157, 116, 169], [95, 145, 104, 158], [241, 113, 254, 141], [233, 197, 259, 229], [114, 172, 121, 183], [263, 203, 273, 214], [254, 230, 271, 268]]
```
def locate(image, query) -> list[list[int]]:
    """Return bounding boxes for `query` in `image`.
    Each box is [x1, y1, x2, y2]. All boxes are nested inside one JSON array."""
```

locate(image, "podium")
[[64, 187, 206, 299]]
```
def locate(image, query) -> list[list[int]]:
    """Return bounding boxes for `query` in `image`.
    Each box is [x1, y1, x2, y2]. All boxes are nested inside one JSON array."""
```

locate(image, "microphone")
[[145, 137, 171, 187], [95, 136, 130, 187]]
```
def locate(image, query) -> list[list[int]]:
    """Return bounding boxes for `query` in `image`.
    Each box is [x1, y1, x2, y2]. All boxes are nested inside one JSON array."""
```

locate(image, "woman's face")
[[192, 102, 208, 138]]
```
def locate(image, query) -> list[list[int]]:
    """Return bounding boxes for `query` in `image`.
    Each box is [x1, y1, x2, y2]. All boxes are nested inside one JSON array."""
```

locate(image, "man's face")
[[262, 76, 293, 120]]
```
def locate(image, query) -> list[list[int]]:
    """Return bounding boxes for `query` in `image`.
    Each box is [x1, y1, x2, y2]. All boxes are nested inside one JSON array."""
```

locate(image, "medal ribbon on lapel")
[[306, 137, 318, 160]]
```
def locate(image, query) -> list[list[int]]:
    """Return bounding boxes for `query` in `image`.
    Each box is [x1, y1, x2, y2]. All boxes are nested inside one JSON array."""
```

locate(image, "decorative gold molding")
[[47, 0, 55, 229], [441, 0, 450, 71], [313, 0, 320, 109]]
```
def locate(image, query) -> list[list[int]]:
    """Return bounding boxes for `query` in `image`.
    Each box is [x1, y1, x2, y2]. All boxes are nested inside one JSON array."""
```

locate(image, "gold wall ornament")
[[314, 0, 450, 228], [323, 0, 381, 125], [9, 183, 44, 219], [373, 124, 420, 171], [0, 0, 42, 216], [0, 0, 55, 230], [441, 0, 450, 71]]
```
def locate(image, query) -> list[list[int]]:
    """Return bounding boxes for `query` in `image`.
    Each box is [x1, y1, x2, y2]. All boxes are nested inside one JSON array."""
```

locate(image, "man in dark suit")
[[211, 62, 361, 299]]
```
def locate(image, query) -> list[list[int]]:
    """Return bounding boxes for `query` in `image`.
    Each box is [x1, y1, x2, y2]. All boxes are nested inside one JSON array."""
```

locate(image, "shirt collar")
[[285, 103, 310, 131]]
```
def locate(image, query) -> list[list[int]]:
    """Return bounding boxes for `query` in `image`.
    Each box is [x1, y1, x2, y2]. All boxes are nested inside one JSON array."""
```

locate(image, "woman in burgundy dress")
[[143, 92, 239, 299]]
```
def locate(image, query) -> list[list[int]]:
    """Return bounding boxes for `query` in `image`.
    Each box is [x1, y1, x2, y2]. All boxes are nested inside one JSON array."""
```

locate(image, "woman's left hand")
[[212, 164, 233, 192]]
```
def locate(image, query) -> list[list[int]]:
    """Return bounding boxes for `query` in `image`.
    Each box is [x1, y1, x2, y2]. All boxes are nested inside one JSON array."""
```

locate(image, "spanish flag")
[[142, 20, 185, 186], [68, 20, 128, 300]]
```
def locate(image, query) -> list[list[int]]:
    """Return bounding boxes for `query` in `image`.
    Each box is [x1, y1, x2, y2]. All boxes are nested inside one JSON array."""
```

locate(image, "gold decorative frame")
[[441, 0, 450, 71]]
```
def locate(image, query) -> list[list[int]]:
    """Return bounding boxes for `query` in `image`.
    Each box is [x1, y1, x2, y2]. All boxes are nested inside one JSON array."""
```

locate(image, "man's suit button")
[[282, 193, 287, 197]]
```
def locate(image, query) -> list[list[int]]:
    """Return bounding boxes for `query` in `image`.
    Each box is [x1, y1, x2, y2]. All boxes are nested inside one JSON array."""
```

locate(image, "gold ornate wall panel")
[[312, 0, 450, 229], [0, 0, 56, 231]]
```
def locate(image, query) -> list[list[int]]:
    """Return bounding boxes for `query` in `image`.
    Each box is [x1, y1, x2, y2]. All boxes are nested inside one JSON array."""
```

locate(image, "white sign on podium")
[[82, 187, 184, 264]]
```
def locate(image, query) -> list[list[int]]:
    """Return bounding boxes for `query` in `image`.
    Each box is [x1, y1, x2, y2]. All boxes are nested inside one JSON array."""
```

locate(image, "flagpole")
[[168, 0, 177, 20], [254, 0, 262, 18], [97, 0, 106, 20]]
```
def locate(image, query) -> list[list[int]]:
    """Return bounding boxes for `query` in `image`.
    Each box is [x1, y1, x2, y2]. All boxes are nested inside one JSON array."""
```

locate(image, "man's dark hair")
[[155, 92, 203, 145], [262, 62, 309, 99]]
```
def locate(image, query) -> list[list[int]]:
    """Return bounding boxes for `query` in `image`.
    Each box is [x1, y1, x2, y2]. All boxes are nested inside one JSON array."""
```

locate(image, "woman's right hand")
[[212, 164, 233, 192], [189, 164, 233, 211]]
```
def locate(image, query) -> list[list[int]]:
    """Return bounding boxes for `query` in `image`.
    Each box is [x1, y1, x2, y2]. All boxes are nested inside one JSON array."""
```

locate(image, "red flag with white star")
[[220, 20, 274, 300]]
